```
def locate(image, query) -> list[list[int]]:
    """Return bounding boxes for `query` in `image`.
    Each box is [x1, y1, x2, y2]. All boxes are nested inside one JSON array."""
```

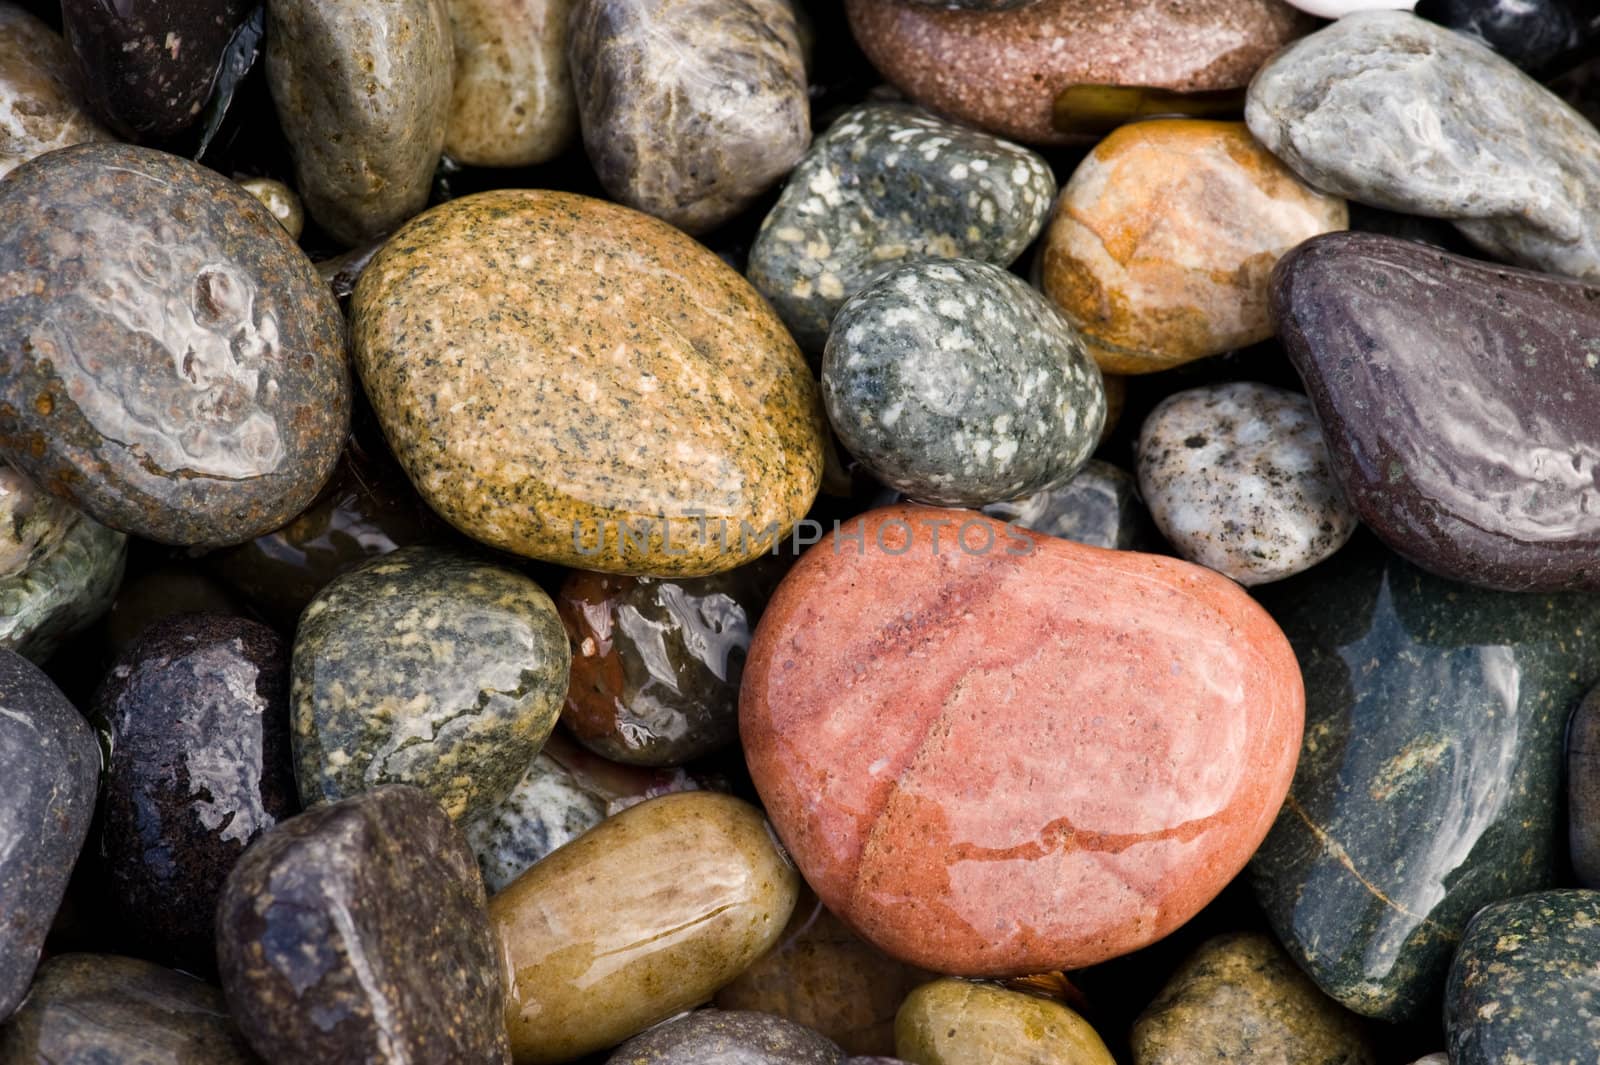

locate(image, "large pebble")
[[1273, 231, 1600, 592], [445, 0, 576, 167], [0, 143, 350, 547], [216, 785, 510, 1063], [1247, 11, 1600, 281], [266, 0, 453, 245], [291, 546, 569, 822], [352, 190, 824, 576], [823, 259, 1104, 508], [606, 1010, 845, 1065], [742, 504, 1304, 976], [894, 979, 1115, 1065], [491, 791, 799, 1063], [747, 103, 1055, 352], [569, 0, 809, 234], [1570, 685, 1600, 888], [0, 3, 110, 179], [1040, 120, 1347, 374]]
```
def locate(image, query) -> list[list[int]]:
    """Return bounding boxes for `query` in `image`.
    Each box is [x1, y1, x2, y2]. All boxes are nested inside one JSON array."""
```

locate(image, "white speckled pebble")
[[1136, 382, 1356, 586]]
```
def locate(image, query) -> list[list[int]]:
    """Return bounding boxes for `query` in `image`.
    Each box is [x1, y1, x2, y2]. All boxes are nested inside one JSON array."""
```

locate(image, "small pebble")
[[978, 459, 1162, 552], [236, 176, 304, 240], [606, 1010, 845, 1065], [445, 0, 577, 167], [894, 979, 1115, 1065]]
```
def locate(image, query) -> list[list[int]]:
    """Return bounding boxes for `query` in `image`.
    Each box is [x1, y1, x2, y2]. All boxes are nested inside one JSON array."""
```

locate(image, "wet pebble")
[[606, 1010, 845, 1065], [894, 979, 1115, 1065]]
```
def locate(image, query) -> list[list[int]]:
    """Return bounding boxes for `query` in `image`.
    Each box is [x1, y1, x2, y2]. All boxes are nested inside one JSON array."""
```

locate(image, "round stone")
[[0, 3, 111, 180], [237, 177, 304, 241], [0, 143, 351, 547], [445, 0, 577, 167], [605, 1010, 845, 1065], [894, 979, 1115, 1065]]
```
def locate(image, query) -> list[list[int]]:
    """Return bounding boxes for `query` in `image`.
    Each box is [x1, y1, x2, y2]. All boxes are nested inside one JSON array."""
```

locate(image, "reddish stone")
[[740, 504, 1304, 976]]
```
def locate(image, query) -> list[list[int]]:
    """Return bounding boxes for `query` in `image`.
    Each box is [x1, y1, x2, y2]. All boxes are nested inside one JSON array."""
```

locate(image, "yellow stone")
[[895, 978, 1116, 1065]]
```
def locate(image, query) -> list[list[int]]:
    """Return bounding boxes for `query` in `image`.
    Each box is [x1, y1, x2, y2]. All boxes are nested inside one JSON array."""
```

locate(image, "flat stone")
[[0, 143, 351, 547], [1272, 231, 1600, 592], [569, 0, 808, 234], [351, 189, 824, 576], [1136, 382, 1356, 586], [94, 614, 298, 972], [1040, 120, 1347, 374], [747, 103, 1055, 353], [0, 651, 98, 1022], [1445, 891, 1600, 1063], [1247, 11, 1600, 282], [445, 0, 576, 167], [266, 0, 452, 245], [291, 546, 569, 822], [1131, 932, 1376, 1065], [847, 0, 1312, 145], [1570, 686, 1600, 887], [976, 459, 1161, 552], [894, 979, 1115, 1065], [491, 791, 799, 1063], [0, 954, 259, 1064], [1416, 0, 1593, 72], [216, 785, 509, 1063], [742, 504, 1304, 976], [822, 259, 1105, 508], [606, 1010, 845, 1065], [0, 3, 111, 179], [1250, 538, 1600, 1021]]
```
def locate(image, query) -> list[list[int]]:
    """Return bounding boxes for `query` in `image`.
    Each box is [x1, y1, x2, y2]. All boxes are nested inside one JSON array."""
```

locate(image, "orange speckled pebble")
[[740, 503, 1304, 977]]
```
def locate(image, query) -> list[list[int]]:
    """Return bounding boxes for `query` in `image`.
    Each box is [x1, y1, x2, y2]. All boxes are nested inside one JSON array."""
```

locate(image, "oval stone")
[[977, 459, 1162, 552], [894, 979, 1115, 1065], [0, 3, 111, 179], [490, 791, 800, 1063], [606, 1010, 845, 1065], [445, 0, 577, 167], [0, 143, 351, 547], [351, 189, 825, 576], [291, 546, 570, 822], [741, 504, 1304, 976], [237, 177, 304, 241]]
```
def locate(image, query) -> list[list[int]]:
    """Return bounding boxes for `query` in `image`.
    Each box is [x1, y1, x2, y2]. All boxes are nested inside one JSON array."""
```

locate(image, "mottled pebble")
[[894, 979, 1116, 1065], [606, 1010, 845, 1064], [0, 3, 110, 179], [445, 0, 576, 167], [236, 177, 303, 240]]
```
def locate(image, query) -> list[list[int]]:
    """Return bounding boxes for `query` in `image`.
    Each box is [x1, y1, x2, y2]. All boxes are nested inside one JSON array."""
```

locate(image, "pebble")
[[236, 176, 304, 240], [1040, 120, 1347, 374], [1273, 231, 1600, 592], [747, 103, 1056, 353], [977, 459, 1161, 552], [217, 786, 508, 1062], [291, 546, 570, 822], [0, 465, 125, 662], [491, 791, 799, 1063], [265, 0, 453, 245], [0, 651, 99, 1022], [894, 979, 1115, 1065], [1445, 890, 1600, 1063], [1571, 687, 1600, 888], [1135, 382, 1356, 586], [1131, 932, 1376, 1065], [1289, 0, 1413, 13], [742, 504, 1303, 976], [1417, 0, 1592, 72], [0, 3, 111, 179], [606, 1010, 845, 1065], [559, 561, 781, 766], [1251, 538, 1600, 1021], [93, 614, 298, 972], [351, 190, 825, 576], [822, 259, 1105, 508], [846, 0, 1312, 145], [1247, 11, 1600, 282], [445, 0, 577, 167], [568, 0, 809, 234], [0, 143, 351, 547], [0, 954, 258, 1064]]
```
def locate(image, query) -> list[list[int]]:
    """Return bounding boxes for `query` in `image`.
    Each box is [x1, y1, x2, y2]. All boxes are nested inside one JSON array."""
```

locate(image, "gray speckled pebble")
[[1136, 382, 1356, 586], [748, 102, 1056, 352], [1247, 10, 1600, 281], [822, 259, 1104, 508], [0, 3, 110, 180], [979, 459, 1162, 552], [607, 1010, 845, 1064], [291, 545, 571, 822]]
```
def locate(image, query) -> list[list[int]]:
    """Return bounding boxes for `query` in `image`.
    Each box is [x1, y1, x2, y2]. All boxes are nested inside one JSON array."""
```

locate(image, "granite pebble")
[[445, 0, 577, 167], [0, 2, 111, 179]]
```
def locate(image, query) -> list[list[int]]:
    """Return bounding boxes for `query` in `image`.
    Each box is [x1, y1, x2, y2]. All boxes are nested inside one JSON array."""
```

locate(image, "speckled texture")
[[747, 103, 1055, 352], [216, 785, 510, 1064], [0, 3, 110, 179], [291, 546, 569, 822], [607, 1010, 845, 1064], [0, 954, 259, 1064], [492, 791, 800, 1064], [1040, 120, 1347, 374], [823, 259, 1105, 508], [1571, 688, 1600, 888], [0, 651, 98, 1022], [1131, 932, 1376, 1065], [352, 189, 825, 576], [894, 979, 1116, 1065], [237, 177, 304, 241], [569, 0, 809, 234], [266, 0, 453, 246], [1417, 0, 1592, 72], [1136, 383, 1356, 586], [848, 0, 1312, 145], [978, 459, 1162, 552], [1247, 11, 1600, 282], [1250, 537, 1600, 1022], [0, 143, 351, 547], [94, 615, 298, 972], [0, 465, 125, 662], [445, 0, 576, 167], [1445, 891, 1600, 1064], [1272, 232, 1600, 592]]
